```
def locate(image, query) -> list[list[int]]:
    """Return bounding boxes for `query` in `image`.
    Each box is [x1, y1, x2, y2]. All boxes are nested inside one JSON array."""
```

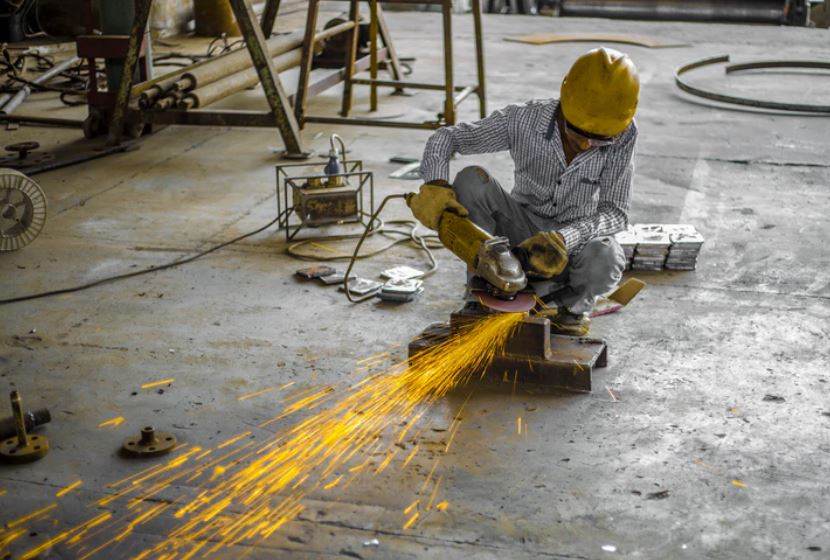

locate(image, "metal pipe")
[[453, 85, 475, 106], [303, 115, 441, 129], [441, 0, 455, 124], [369, 0, 379, 111], [558, 0, 787, 24], [472, 0, 487, 118], [0, 407, 50, 440], [0, 56, 80, 115], [151, 24, 346, 109], [350, 78, 468, 91], [0, 115, 84, 128], [174, 30, 305, 93], [180, 48, 302, 109]]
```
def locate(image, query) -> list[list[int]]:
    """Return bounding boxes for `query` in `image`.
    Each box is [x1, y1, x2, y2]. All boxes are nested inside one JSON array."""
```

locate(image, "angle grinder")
[[404, 195, 535, 313]]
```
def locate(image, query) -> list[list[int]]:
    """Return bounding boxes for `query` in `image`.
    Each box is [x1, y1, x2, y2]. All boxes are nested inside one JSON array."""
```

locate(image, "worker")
[[408, 47, 639, 335]]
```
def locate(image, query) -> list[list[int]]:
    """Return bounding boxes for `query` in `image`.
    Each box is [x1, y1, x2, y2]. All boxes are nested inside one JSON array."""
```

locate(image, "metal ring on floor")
[[674, 55, 830, 114]]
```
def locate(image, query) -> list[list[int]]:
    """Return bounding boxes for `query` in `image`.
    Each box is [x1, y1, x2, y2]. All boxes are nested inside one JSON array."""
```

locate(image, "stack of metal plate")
[[613, 224, 704, 271], [614, 226, 638, 270], [664, 225, 705, 270], [631, 224, 672, 271]]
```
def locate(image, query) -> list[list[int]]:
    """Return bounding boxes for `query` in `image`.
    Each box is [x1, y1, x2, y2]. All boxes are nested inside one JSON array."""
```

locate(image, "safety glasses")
[[563, 118, 618, 147]]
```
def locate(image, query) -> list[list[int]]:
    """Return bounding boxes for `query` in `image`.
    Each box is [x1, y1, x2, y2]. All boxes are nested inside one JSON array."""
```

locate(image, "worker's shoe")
[[535, 306, 590, 336]]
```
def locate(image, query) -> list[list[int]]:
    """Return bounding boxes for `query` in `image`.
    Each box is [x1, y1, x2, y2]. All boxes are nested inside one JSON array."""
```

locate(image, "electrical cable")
[[341, 193, 440, 303], [1, 200, 441, 306], [0, 211, 286, 306]]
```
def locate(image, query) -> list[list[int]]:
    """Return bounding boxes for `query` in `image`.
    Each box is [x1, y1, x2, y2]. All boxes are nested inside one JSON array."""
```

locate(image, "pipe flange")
[[122, 426, 177, 457], [0, 432, 49, 463], [5, 142, 40, 160]]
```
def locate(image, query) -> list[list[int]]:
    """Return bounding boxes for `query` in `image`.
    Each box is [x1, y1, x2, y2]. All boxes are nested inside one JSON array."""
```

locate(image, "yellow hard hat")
[[560, 47, 640, 138]]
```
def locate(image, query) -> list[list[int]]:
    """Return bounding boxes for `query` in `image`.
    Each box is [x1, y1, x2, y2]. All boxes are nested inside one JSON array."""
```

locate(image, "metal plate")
[[409, 305, 607, 393]]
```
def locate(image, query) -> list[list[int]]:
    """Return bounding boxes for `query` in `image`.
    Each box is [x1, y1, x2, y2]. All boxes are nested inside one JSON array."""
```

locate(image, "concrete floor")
[[1, 11, 829, 560]]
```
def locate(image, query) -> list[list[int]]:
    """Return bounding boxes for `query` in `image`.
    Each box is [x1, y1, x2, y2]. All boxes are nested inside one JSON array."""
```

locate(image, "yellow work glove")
[[514, 231, 569, 279], [406, 182, 468, 231]]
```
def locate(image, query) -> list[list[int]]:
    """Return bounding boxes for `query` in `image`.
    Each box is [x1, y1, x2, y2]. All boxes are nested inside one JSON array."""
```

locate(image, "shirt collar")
[[537, 99, 559, 136]]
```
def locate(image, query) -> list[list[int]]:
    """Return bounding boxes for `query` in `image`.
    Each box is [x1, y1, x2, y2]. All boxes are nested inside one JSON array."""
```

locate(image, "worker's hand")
[[514, 231, 569, 279], [406, 181, 468, 231]]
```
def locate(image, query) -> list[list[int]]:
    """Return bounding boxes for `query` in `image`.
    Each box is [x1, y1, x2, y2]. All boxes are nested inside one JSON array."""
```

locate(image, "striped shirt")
[[420, 99, 636, 253]]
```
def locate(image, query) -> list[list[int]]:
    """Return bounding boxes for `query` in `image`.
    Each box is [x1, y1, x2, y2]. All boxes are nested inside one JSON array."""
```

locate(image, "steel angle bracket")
[[674, 55, 830, 114]]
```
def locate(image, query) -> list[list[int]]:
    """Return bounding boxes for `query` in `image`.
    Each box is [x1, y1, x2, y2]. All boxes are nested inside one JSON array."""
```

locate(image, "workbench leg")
[[229, 0, 307, 157], [340, 0, 360, 117], [472, 0, 487, 118], [376, 4, 405, 93], [294, 0, 320, 125], [260, 0, 281, 36], [441, 0, 455, 125], [107, 0, 152, 145], [369, 0, 379, 111]]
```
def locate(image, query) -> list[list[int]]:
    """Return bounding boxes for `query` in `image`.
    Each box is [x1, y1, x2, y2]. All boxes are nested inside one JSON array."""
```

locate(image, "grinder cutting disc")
[[475, 290, 535, 313]]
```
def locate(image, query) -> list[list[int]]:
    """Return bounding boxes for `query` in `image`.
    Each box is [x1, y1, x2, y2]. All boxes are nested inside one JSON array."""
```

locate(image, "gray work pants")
[[452, 165, 625, 314]]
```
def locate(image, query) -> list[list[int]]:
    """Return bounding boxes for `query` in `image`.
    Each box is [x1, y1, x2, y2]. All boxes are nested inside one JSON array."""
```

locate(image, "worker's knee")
[[571, 237, 625, 292], [453, 166, 496, 206]]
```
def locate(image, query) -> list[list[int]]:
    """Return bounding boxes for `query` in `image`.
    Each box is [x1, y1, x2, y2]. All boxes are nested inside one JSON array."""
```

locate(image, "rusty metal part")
[[276, 158, 373, 240], [180, 48, 302, 109], [0, 139, 135, 176], [675, 55, 830, 114], [228, 0, 307, 157], [409, 302, 607, 392], [260, 0, 281, 36], [369, 0, 379, 111], [107, 0, 152, 145], [304, 115, 441, 130], [122, 426, 177, 457], [504, 32, 688, 48], [472, 0, 487, 119], [0, 391, 50, 463], [304, 0, 486, 128], [441, 0, 454, 124], [5, 142, 40, 160], [0, 115, 84, 128], [0, 406, 51, 441]]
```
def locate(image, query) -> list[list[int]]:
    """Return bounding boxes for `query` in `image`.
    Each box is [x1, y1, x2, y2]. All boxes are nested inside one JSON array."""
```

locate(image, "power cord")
[[0, 197, 440, 306], [343, 194, 439, 303], [0, 212, 285, 305]]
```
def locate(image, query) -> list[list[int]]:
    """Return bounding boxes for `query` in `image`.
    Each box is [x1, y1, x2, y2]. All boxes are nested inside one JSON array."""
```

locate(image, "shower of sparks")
[[56, 481, 83, 498], [98, 416, 125, 428], [140, 378, 175, 390], [4, 312, 524, 559], [238, 387, 276, 401]]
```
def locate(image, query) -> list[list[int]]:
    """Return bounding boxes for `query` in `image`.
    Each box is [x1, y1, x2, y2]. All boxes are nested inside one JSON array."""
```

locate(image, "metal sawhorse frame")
[[296, 0, 487, 130], [107, 0, 487, 159]]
